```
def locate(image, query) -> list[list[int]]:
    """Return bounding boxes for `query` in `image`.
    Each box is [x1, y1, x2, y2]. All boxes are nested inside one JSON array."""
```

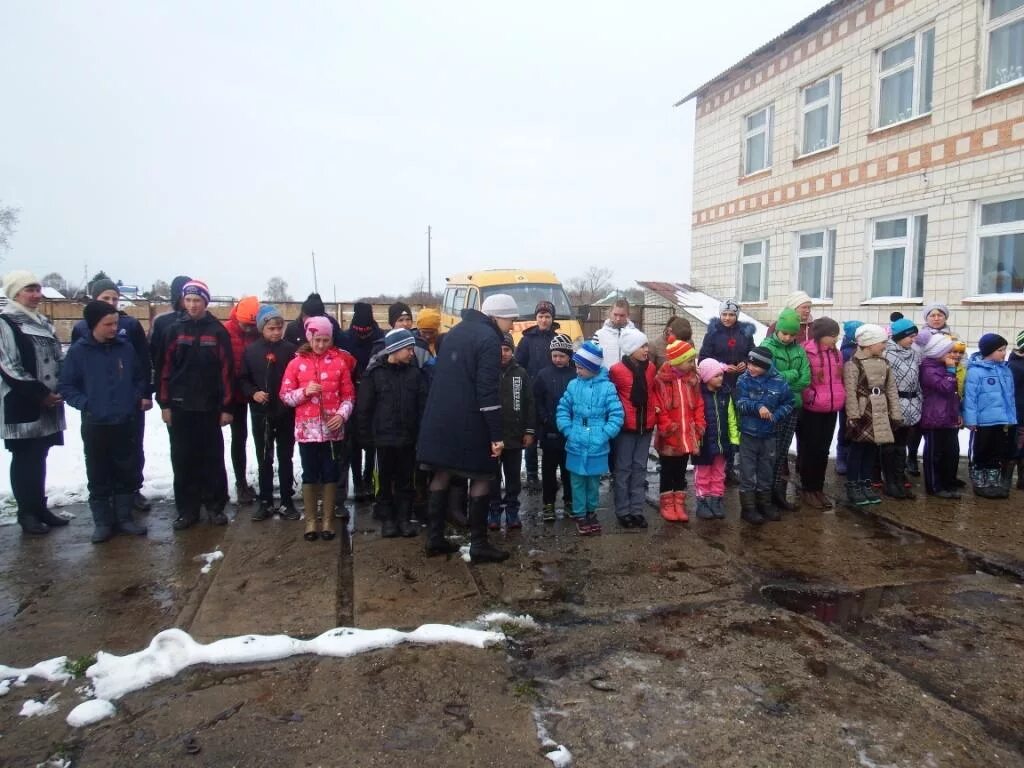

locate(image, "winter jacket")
[[59, 335, 147, 425], [963, 353, 1016, 427], [1008, 351, 1024, 424], [652, 363, 705, 456], [147, 276, 190, 389], [499, 359, 536, 445], [533, 364, 576, 443], [920, 357, 961, 430], [556, 368, 624, 476], [608, 358, 659, 433], [72, 312, 152, 396], [239, 339, 298, 419], [157, 312, 234, 414], [343, 324, 385, 379], [884, 340, 923, 426], [416, 308, 504, 475], [0, 304, 66, 440], [763, 334, 811, 409], [735, 367, 793, 439], [766, 319, 812, 343], [285, 314, 347, 353], [698, 318, 756, 389], [693, 384, 739, 465], [280, 346, 356, 443], [592, 319, 639, 368], [355, 358, 427, 448], [843, 351, 901, 444], [224, 312, 259, 405], [801, 339, 845, 413], [515, 322, 560, 380]]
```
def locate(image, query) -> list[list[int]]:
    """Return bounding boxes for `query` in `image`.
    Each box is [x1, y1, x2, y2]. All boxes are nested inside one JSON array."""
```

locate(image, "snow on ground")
[[0, 656, 71, 685], [66, 698, 116, 727], [197, 548, 224, 574], [534, 707, 573, 767], [544, 745, 574, 767], [477, 612, 539, 630], [19, 693, 60, 718]]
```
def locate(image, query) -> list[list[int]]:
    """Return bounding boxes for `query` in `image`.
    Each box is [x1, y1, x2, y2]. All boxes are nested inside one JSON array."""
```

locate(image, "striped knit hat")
[[666, 340, 697, 367], [181, 280, 211, 305], [748, 346, 774, 370], [572, 340, 603, 373], [550, 333, 574, 353]]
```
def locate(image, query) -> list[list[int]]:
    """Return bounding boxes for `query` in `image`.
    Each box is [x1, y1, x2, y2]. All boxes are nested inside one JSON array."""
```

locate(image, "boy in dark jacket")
[[533, 333, 576, 521], [735, 347, 793, 524], [59, 301, 151, 543], [516, 300, 559, 487], [240, 305, 298, 521], [489, 333, 536, 530], [342, 301, 384, 501], [356, 329, 428, 538]]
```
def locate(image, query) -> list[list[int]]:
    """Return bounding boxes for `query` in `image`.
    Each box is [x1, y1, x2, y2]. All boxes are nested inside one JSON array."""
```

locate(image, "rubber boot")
[[756, 490, 781, 522], [504, 498, 522, 530], [468, 495, 509, 563], [396, 495, 419, 537], [303, 484, 321, 541], [771, 481, 796, 512], [673, 491, 689, 522], [379, 500, 400, 538], [114, 493, 148, 535], [846, 481, 868, 506], [835, 444, 848, 475], [658, 492, 676, 522], [739, 491, 763, 525], [695, 496, 714, 520], [89, 499, 115, 543], [425, 489, 459, 555], [321, 483, 337, 540]]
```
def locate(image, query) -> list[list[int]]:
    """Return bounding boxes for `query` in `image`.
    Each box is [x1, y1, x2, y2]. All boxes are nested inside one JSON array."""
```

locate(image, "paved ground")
[[3, 463, 1024, 767]]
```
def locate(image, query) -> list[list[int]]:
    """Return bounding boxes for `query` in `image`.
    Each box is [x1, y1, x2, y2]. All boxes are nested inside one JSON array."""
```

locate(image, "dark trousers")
[[541, 438, 572, 505], [972, 425, 1015, 470], [134, 412, 146, 491], [847, 441, 877, 484], [797, 410, 838, 492], [376, 445, 416, 502], [348, 431, 375, 488], [773, 410, 799, 483], [228, 402, 248, 487], [83, 419, 137, 502], [524, 444, 538, 476], [659, 455, 688, 493], [299, 441, 342, 485], [923, 428, 959, 493], [890, 424, 918, 472], [492, 448, 523, 503], [7, 436, 55, 516], [251, 410, 295, 503], [739, 434, 775, 492], [169, 409, 228, 514]]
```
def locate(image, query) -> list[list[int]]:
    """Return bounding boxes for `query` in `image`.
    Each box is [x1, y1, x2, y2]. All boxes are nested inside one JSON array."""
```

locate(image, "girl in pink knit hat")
[[691, 359, 738, 520]]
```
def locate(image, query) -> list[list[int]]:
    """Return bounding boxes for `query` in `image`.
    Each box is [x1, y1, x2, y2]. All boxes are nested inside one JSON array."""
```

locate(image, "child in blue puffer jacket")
[[964, 333, 1017, 499], [556, 341, 624, 535]]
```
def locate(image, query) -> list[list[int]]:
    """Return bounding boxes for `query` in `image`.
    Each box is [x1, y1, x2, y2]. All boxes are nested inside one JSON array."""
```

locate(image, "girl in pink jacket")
[[281, 316, 356, 541], [797, 318, 845, 509]]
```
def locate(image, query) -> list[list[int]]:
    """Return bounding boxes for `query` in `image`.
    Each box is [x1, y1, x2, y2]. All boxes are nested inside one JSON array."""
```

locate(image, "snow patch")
[[459, 544, 471, 562], [534, 707, 573, 766], [0, 678, 9, 696], [67, 698, 116, 727], [19, 693, 60, 718], [478, 612, 539, 630], [0, 656, 71, 685], [544, 745, 574, 767], [197, 548, 224, 574]]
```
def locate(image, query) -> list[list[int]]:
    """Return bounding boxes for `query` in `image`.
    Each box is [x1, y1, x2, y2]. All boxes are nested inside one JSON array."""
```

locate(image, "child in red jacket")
[[653, 340, 705, 521]]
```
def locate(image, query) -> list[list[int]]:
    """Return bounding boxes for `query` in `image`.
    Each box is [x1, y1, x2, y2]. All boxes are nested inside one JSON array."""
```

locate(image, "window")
[[976, 197, 1024, 294], [442, 288, 454, 314], [452, 287, 467, 313], [479, 284, 573, 319], [876, 27, 935, 128], [869, 215, 928, 298], [800, 73, 842, 155], [985, 0, 1024, 90], [743, 106, 773, 175], [740, 239, 769, 302], [795, 229, 836, 299]]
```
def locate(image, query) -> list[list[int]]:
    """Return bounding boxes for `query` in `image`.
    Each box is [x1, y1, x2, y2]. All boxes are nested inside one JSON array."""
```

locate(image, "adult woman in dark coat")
[[418, 293, 519, 563]]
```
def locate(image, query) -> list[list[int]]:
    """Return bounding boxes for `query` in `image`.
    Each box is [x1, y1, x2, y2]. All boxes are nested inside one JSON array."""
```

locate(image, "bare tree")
[[264, 276, 292, 302], [41, 272, 68, 294], [566, 267, 614, 306], [406, 275, 441, 306], [0, 202, 20, 253], [146, 279, 171, 300]]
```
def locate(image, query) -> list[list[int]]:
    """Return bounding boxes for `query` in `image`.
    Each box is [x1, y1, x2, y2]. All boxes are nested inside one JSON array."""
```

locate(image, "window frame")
[[873, 26, 935, 130], [798, 72, 843, 157], [866, 213, 929, 300], [793, 227, 837, 300], [971, 194, 1024, 297], [739, 238, 770, 303], [742, 104, 774, 176], [982, 0, 1024, 93]]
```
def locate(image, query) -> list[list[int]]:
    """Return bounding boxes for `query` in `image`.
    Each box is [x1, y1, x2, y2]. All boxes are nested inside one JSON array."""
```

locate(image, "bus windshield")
[[479, 284, 574, 319]]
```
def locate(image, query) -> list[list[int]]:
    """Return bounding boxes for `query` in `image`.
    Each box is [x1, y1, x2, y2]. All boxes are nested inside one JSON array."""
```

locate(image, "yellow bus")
[[440, 269, 584, 345]]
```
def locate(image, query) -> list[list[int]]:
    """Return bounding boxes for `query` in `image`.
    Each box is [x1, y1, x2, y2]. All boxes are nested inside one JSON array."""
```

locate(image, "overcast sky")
[[1, 1, 823, 301]]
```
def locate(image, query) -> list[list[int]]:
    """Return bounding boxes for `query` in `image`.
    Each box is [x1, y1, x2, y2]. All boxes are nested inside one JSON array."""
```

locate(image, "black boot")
[[37, 499, 69, 528], [756, 490, 781, 522], [114, 493, 148, 535], [89, 499, 114, 543], [172, 509, 200, 530], [468, 495, 509, 563], [771, 481, 796, 512], [425, 490, 459, 556], [379, 500, 400, 538], [739, 491, 763, 525], [881, 447, 907, 499], [396, 495, 418, 538], [208, 506, 229, 526]]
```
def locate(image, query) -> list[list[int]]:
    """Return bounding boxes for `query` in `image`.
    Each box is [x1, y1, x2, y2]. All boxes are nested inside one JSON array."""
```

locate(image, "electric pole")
[[427, 226, 432, 297], [311, 250, 319, 294]]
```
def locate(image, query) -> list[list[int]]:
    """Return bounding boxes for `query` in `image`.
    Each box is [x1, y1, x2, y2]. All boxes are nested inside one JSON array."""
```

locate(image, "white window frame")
[[799, 73, 842, 157], [972, 194, 1024, 297], [793, 228, 836, 300], [873, 26, 935, 129], [867, 213, 928, 300], [739, 239, 769, 303], [743, 105, 774, 176], [982, 0, 1024, 93]]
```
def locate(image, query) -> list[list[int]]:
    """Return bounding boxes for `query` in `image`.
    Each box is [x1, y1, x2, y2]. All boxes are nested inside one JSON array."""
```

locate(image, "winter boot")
[[252, 500, 275, 521], [172, 508, 200, 531], [906, 454, 921, 477], [881, 447, 907, 499], [505, 498, 522, 530], [468, 495, 509, 563], [321, 484, 337, 540], [970, 467, 998, 499], [279, 497, 300, 520], [396, 495, 419, 538], [17, 505, 50, 536], [379, 500, 400, 538], [861, 480, 881, 505], [771, 481, 796, 512], [303, 484, 321, 541], [801, 489, 825, 510], [756, 490, 781, 522], [846, 481, 868, 506], [673, 491, 689, 522], [695, 496, 714, 520], [89, 499, 115, 543], [208, 506, 229, 526], [659, 492, 677, 522], [739, 491, 764, 525], [542, 503, 556, 522], [133, 492, 152, 512], [487, 499, 503, 531], [236, 482, 257, 505], [114, 493, 148, 536], [835, 444, 848, 475], [563, 499, 573, 517], [425, 489, 459, 556], [37, 501, 69, 528], [999, 462, 1015, 499]]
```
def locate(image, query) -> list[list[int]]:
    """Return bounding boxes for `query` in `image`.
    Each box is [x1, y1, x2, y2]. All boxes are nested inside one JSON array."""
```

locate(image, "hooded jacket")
[[356, 357, 427, 448], [963, 353, 1016, 427], [801, 339, 845, 414], [920, 357, 961, 430], [698, 318, 756, 388], [71, 311, 152, 396], [148, 275, 191, 386], [157, 311, 234, 413], [224, 300, 260, 405], [342, 322, 385, 378], [652, 363, 705, 456], [735, 367, 793, 439], [498, 358, 536, 444], [762, 333, 811, 409], [556, 368, 624, 476], [884, 339, 923, 426], [592, 319, 639, 368], [280, 345, 356, 442], [693, 382, 739, 465], [239, 338, 298, 419], [59, 334, 147, 425], [533, 363, 576, 442], [515, 321, 561, 380]]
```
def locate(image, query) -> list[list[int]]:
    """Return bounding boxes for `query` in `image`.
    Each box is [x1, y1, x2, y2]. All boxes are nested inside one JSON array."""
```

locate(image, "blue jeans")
[[613, 431, 653, 517]]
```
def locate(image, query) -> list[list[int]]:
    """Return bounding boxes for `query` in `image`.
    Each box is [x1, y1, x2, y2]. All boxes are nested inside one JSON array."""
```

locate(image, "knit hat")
[[383, 328, 416, 355], [920, 330, 954, 359], [698, 358, 728, 383], [890, 314, 919, 342], [417, 307, 441, 330], [89, 278, 119, 299], [810, 317, 840, 341], [979, 333, 1008, 357], [350, 301, 374, 330], [666, 339, 697, 367], [572, 341, 603, 373], [481, 293, 520, 318], [234, 296, 260, 325], [619, 330, 649, 357], [719, 299, 740, 315], [302, 293, 326, 318], [169, 275, 191, 309], [501, 332, 515, 349], [550, 333, 574, 353], [181, 280, 211, 305], [534, 300, 555, 317], [922, 303, 950, 322], [256, 304, 283, 333], [775, 308, 800, 335], [951, 335, 967, 354], [843, 320, 864, 344], [785, 290, 813, 310], [388, 302, 412, 327], [855, 324, 887, 347], [304, 316, 333, 341], [83, 299, 118, 330], [2, 270, 40, 300], [748, 346, 774, 370], [1017, 329, 1024, 353]]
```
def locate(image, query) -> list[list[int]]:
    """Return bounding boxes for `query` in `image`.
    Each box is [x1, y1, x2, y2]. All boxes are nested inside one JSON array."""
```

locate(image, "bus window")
[[479, 284, 573, 319], [452, 287, 468, 313], [442, 288, 454, 314], [467, 287, 479, 311]]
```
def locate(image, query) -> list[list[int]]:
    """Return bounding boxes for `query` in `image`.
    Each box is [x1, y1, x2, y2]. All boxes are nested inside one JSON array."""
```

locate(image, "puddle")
[[760, 581, 948, 626]]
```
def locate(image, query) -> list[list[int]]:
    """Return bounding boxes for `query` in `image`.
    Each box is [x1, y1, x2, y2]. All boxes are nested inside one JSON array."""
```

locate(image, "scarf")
[[625, 356, 649, 409]]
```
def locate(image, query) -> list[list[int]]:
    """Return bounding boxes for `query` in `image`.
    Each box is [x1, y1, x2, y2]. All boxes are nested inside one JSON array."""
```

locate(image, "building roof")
[[638, 281, 768, 342], [41, 286, 65, 299], [674, 0, 846, 106]]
